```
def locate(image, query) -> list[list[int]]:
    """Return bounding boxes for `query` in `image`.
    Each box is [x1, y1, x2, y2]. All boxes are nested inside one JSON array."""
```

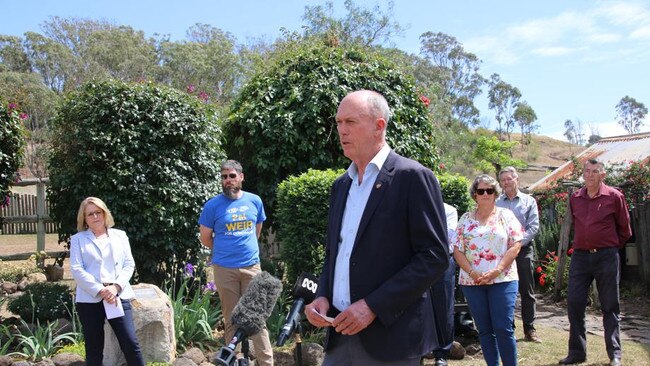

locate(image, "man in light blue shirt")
[[496, 166, 541, 343]]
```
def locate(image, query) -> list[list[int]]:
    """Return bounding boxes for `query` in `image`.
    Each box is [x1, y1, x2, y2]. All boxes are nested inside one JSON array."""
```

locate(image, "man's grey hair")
[[499, 166, 519, 179], [364, 90, 392, 124], [221, 159, 243, 173]]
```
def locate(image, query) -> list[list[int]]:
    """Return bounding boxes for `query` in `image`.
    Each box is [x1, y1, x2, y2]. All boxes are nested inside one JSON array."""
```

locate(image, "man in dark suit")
[[305, 90, 449, 365]]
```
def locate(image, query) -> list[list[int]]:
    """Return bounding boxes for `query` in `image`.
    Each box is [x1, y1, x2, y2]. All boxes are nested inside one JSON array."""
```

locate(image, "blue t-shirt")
[[198, 191, 266, 268]]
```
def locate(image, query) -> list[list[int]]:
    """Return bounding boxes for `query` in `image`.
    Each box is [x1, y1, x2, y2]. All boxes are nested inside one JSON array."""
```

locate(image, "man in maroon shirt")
[[559, 159, 631, 366]]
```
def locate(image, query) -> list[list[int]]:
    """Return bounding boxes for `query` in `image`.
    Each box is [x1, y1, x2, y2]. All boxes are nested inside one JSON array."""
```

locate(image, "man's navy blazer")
[[317, 150, 450, 361]]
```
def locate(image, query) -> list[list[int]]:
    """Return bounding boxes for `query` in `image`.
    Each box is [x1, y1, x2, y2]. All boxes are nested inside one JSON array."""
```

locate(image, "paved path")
[[515, 294, 650, 344]]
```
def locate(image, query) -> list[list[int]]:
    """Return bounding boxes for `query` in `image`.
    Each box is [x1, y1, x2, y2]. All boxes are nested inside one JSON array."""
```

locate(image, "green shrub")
[[223, 41, 439, 224], [47, 80, 224, 283], [438, 172, 473, 216], [0, 259, 42, 282], [57, 341, 85, 358], [276, 168, 344, 283], [0, 99, 26, 207], [8, 282, 74, 323], [10, 319, 77, 361]]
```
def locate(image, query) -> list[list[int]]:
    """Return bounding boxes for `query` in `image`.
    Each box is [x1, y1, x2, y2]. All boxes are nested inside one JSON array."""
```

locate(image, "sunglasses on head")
[[221, 173, 238, 179], [476, 188, 495, 195]]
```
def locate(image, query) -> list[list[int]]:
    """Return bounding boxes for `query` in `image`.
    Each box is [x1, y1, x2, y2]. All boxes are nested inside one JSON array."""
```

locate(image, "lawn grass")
[[438, 319, 650, 366]]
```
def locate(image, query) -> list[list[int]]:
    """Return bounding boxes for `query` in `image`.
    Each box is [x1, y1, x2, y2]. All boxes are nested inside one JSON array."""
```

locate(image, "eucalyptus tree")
[[419, 31, 486, 127], [513, 101, 538, 145], [615, 96, 647, 134], [488, 73, 521, 141]]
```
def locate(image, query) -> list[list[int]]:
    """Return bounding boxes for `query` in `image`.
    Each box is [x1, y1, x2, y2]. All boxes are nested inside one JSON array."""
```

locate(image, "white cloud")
[[465, 0, 650, 66], [532, 46, 574, 57]]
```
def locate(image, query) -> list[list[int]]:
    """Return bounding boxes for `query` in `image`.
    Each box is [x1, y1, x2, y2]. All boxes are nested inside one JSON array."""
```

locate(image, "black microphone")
[[215, 271, 283, 366], [275, 272, 319, 346]]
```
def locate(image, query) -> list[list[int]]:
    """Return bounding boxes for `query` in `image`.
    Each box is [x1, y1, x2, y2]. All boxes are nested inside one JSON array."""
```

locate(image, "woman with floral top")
[[453, 174, 524, 366]]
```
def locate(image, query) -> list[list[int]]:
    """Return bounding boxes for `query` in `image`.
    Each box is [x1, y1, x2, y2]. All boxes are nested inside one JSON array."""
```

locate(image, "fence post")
[[554, 185, 575, 301], [36, 179, 46, 266]]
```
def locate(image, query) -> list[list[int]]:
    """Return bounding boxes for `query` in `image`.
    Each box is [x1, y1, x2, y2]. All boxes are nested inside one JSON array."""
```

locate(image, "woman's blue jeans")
[[462, 281, 518, 366]]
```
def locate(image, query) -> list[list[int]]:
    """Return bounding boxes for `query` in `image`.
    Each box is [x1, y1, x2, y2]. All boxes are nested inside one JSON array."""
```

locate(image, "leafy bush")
[[276, 169, 344, 283], [0, 259, 42, 282], [535, 249, 572, 298], [47, 80, 224, 283], [0, 99, 26, 207], [8, 281, 74, 323], [57, 341, 85, 358], [223, 41, 439, 224], [166, 262, 221, 352], [9, 319, 77, 361], [438, 172, 473, 216]]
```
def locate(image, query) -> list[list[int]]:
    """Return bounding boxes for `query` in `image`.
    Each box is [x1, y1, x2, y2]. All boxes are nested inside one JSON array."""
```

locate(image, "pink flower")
[[439, 163, 446, 170], [187, 84, 196, 93], [567, 248, 574, 256], [8, 103, 16, 110], [536, 266, 543, 273], [19, 113, 28, 120], [419, 95, 430, 107], [198, 91, 209, 101]]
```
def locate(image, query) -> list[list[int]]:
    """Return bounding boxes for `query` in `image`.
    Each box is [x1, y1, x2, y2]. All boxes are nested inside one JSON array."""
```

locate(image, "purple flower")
[[8, 103, 16, 110], [203, 281, 216, 293], [186, 84, 196, 93], [184, 263, 195, 277], [19, 112, 28, 120]]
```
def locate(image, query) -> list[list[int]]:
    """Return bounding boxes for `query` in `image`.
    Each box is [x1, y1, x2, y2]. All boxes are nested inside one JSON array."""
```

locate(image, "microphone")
[[215, 271, 283, 366], [275, 272, 319, 346]]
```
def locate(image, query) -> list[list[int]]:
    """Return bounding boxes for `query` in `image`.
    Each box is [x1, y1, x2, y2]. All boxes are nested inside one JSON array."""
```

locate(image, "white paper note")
[[103, 298, 125, 319]]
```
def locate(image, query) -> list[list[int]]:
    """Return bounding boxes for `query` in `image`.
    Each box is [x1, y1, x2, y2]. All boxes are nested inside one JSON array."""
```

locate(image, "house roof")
[[529, 132, 650, 192]]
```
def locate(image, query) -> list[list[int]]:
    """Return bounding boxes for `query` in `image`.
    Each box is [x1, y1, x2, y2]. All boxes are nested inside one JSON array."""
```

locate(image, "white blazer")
[[70, 228, 136, 303]]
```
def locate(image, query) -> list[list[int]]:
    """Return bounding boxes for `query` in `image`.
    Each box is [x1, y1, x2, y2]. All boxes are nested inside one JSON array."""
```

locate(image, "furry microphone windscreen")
[[230, 271, 283, 336]]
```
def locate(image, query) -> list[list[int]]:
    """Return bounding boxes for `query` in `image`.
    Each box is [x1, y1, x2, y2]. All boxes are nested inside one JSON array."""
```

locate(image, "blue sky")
[[2, 0, 650, 141]]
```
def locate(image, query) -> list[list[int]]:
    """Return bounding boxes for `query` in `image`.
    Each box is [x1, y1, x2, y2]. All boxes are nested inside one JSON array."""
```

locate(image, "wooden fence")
[[1, 192, 57, 234]]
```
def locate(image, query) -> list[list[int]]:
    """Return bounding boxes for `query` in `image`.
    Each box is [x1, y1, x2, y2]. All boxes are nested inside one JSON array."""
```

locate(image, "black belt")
[[102, 282, 115, 286], [575, 247, 615, 254]]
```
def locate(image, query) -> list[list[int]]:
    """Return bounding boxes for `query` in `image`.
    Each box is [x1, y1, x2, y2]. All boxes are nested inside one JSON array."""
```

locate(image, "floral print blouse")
[[454, 207, 524, 286]]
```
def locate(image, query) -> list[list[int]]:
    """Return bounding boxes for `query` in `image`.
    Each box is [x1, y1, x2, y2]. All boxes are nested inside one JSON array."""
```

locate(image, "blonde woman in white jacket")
[[70, 197, 144, 366]]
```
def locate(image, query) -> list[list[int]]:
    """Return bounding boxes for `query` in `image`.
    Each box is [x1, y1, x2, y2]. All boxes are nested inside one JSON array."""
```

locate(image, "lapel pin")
[[376, 183, 382, 189]]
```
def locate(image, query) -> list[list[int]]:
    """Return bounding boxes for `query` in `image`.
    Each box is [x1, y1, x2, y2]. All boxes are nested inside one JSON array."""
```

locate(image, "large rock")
[[103, 283, 175, 365], [52, 352, 85, 366]]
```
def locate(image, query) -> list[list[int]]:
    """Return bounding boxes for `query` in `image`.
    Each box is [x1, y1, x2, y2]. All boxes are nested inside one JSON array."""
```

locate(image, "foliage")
[[57, 340, 85, 358], [0, 322, 12, 356], [513, 101, 538, 146], [47, 80, 224, 283], [437, 172, 473, 216], [605, 160, 650, 209], [0, 259, 42, 282], [419, 31, 486, 127], [276, 169, 344, 283], [9, 319, 77, 361], [536, 221, 561, 262], [223, 40, 439, 224], [472, 134, 526, 174], [0, 98, 26, 207], [488, 73, 521, 141], [535, 249, 572, 298], [615, 95, 648, 134], [301, 0, 404, 47], [8, 282, 74, 323], [165, 262, 222, 352]]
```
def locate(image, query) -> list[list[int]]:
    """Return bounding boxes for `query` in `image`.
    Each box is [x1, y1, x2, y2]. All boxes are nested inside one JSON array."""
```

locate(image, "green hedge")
[[438, 172, 473, 216], [276, 168, 344, 283]]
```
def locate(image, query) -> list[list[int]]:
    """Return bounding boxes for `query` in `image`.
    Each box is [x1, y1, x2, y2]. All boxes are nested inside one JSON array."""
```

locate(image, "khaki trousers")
[[213, 263, 274, 366]]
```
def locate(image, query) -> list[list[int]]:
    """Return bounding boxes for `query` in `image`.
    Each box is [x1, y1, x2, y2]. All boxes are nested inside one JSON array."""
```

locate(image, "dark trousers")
[[516, 245, 536, 332], [567, 248, 621, 360], [430, 256, 456, 357], [77, 299, 145, 366]]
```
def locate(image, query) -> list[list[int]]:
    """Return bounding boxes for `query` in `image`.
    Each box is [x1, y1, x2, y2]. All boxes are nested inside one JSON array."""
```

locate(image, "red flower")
[[439, 163, 445, 170], [553, 256, 558, 262], [539, 276, 546, 286], [419, 95, 430, 107], [19, 112, 28, 120], [567, 248, 574, 256], [536, 266, 542, 273]]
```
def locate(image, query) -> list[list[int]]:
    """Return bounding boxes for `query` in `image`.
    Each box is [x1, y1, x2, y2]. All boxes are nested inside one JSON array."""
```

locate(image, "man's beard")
[[223, 184, 241, 199]]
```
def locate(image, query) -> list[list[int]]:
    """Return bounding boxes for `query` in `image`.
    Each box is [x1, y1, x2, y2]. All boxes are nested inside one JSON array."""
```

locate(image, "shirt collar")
[[579, 182, 610, 198], [347, 144, 391, 180]]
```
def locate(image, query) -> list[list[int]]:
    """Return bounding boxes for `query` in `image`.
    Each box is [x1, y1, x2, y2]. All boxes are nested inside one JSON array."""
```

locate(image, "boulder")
[[1, 282, 17, 295], [0, 355, 13, 366], [180, 347, 206, 364], [172, 358, 198, 366], [25, 272, 47, 285], [298, 342, 324, 366], [32, 358, 55, 366], [45, 264, 64, 282], [51, 352, 85, 366], [103, 283, 175, 365], [449, 341, 466, 360]]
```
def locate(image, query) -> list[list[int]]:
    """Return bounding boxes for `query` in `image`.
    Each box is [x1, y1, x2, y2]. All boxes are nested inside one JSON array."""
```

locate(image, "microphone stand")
[[294, 322, 303, 366], [239, 336, 250, 366]]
